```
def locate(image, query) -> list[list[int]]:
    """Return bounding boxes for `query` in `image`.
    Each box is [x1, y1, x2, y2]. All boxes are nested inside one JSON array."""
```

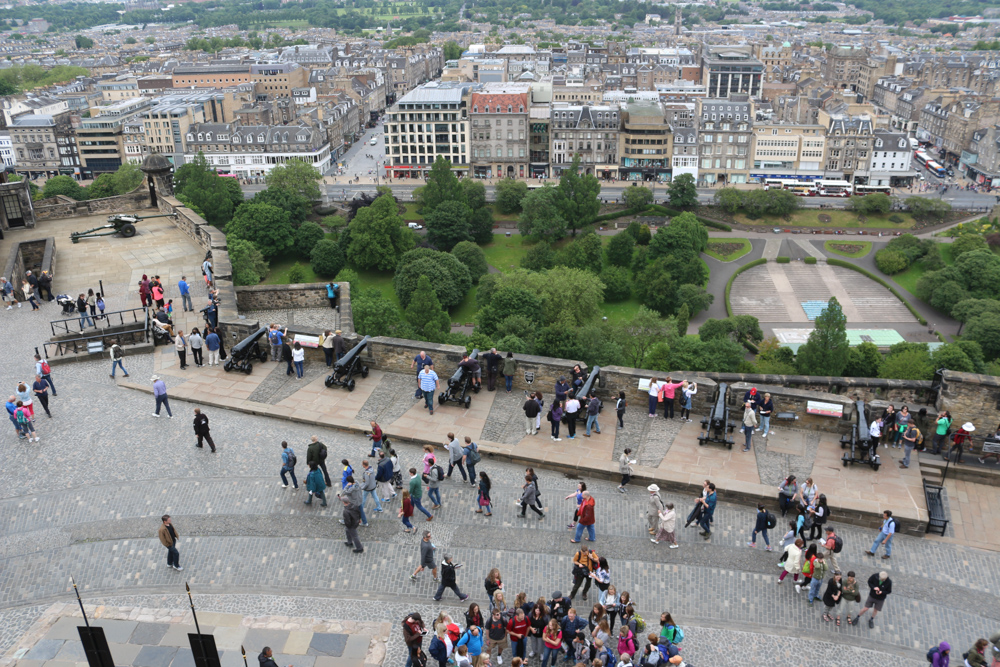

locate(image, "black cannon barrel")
[[714, 382, 729, 419], [449, 348, 480, 386], [230, 327, 268, 357], [334, 335, 370, 371], [576, 366, 601, 399], [854, 399, 870, 447]]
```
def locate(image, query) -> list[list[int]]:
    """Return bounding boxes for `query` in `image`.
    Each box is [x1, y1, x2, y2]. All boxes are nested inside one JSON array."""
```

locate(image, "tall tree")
[[265, 158, 322, 201], [796, 297, 850, 376], [405, 275, 452, 341], [622, 185, 653, 209], [346, 194, 414, 270], [416, 156, 462, 214], [495, 179, 529, 214], [225, 202, 294, 259], [667, 173, 699, 209], [518, 186, 567, 239], [604, 232, 635, 268], [425, 200, 473, 251], [556, 155, 601, 236], [460, 179, 487, 211], [616, 306, 676, 368]]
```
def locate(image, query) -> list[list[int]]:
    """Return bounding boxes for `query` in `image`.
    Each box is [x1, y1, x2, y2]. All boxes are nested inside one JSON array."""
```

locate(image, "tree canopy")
[[346, 194, 414, 270], [796, 297, 849, 376]]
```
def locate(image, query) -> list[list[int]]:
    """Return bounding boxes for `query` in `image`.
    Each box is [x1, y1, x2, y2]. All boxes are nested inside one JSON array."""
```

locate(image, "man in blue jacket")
[[456, 625, 484, 662], [698, 483, 717, 539], [560, 609, 587, 662]]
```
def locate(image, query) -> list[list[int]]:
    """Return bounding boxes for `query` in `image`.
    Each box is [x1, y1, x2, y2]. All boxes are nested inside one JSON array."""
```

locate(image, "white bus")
[[853, 184, 892, 196], [815, 179, 852, 197], [763, 178, 796, 190], [786, 183, 817, 196]]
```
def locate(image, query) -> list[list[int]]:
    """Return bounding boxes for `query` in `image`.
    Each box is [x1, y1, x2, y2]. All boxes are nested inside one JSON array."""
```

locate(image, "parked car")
[[407, 222, 424, 230], [773, 228, 783, 233]]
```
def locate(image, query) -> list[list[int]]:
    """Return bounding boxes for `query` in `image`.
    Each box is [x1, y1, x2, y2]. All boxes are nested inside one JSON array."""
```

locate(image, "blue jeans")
[[111, 359, 127, 377], [761, 414, 771, 436], [902, 443, 915, 467], [586, 414, 600, 435], [428, 487, 441, 506], [412, 496, 433, 519], [423, 389, 435, 411], [447, 460, 467, 481], [648, 395, 658, 415], [154, 394, 172, 416], [181, 293, 193, 311], [541, 646, 562, 667], [465, 462, 477, 484], [751, 528, 769, 546], [363, 489, 382, 513], [369, 438, 382, 457], [871, 531, 893, 556], [699, 511, 713, 534], [504, 375, 513, 391], [166, 545, 179, 568], [280, 466, 298, 487], [294, 360, 304, 378], [574, 523, 596, 541], [401, 515, 414, 529], [743, 425, 754, 450], [808, 577, 823, 603], [79, 312, 94, 329]]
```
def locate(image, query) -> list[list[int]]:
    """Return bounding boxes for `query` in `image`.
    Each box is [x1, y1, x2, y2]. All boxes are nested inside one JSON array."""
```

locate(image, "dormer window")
[[258, 135, 265, 142], [187, 133, 194, 142], [197, 133, 204, 141], [473, 106, 478, 113], [206, 133, 212, 141], [508, 105, 512, 113], [297, 134, 307, 141], [233, 136, 240, 144]]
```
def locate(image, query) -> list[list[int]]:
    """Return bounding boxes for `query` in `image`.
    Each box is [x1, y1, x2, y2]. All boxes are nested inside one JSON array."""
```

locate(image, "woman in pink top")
[[657, 376, 685, 419], [422, 445, 435, 474]]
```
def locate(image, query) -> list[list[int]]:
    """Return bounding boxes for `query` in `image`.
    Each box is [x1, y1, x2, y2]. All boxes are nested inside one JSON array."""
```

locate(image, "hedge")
[[776, 256, 790, 263], [804, 256, 817, 265], [594, 206, 645, 223], [647, 204, 733, 231], [724, 257, 767, 317], [826, 258, 928, 325]]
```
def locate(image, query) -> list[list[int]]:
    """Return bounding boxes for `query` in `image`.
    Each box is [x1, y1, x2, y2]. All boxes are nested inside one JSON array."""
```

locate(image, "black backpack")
[[287, 451, 297, 468], [319, 444, 328, 461], [926, 647, 939, 663], [765, 511, 777, 530], [433, 464, 444, 481], [832, 535, 844, 553]]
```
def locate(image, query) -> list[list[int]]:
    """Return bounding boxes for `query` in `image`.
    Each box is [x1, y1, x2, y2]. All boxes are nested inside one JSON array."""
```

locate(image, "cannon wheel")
[[727, 441, 733, 450], [258, 349, 268, 362], [325, 375, 335, 388], [872, 462, 881, 472], [438, 393, 446, 405], [348, 378, 356, 392], [464, 395, 471, 409], [244, 363, 253, 375], [119, 223, 136, 238], [842, 454, 850, 467], [361, 365, 369, 378], [224, 359, 233, 372]]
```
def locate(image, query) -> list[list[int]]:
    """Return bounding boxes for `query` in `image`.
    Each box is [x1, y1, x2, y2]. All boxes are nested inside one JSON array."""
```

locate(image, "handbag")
[[478, 492, 490, 507]]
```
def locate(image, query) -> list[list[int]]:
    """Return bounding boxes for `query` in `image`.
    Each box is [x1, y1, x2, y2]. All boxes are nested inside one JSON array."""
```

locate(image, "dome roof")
[[140, 153, 172, 174]]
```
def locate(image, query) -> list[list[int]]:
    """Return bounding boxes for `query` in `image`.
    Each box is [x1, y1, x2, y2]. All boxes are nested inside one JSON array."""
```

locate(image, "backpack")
[[287, 451, 297, 468], [632, 612, 646, 634], [765, 511, 777, 530], [465, 443, 482, 465], [887, 517, 900, 534], [665, 625, 684, 644], [40, 360, 51, 375], [15, 407, 29, 424], [428, 637, 447, 663], [433, 464, 444, 481], [914, 428, 924, 446], [832, 535, 844, 553], [319, 444, 328, 461], [926, 647, 940, 663]]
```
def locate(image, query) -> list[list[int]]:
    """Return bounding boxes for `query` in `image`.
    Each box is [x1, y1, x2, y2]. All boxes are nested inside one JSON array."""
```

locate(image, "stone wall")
[[3, 237, 55, 301], [34, 186, 153, 221], [939, 371, 1000, 428], [236, 282, 344, 311]]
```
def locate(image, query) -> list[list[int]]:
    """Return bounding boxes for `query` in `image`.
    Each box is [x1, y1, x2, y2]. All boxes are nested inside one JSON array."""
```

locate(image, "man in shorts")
[[852, 570, 892, 629]]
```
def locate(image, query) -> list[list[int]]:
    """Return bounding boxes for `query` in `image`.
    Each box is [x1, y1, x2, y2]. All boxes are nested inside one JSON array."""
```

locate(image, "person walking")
[[572, 491, 596, 543], [476, 471, 493, 516], [411, 530, 438, 581], [32, 375, 51, 418], [193, 408, 216, 452], [584, 393, 601, 436], [77, 293, 95, 330], [399, 490, 416, 533], [434, 554, 469, 601], [409, 468, 434, 521], [304, 462, 328, 506], [569, 545, 599, 599], [158, 515, 182, 571], [151, 375, 173, 418], [853, 571, 892, 629], [807, 552, 828, 606], [23, 280, 38, 310], [820, 526, 842, 573], [698, 483, 717, 539], [205, 328, 221, 366], [615, 391, 627, 429], [485, 608, 510, 665], [946, 421, 975, 464], [741, 401, 758, 452], [617, 449, 634, 493], [445, 433, 467, 481], [418, 366, 440, 415], [178, 276, 193, 312], [867, 510, 897, 560], [777, 538, 804, 585], [503, 352, 517, 393], [426, 457, 443, 509], [748, 503, 773, 551], [360, 459, 383, 516], [411, 350, 434, 398], [280, 441, 298, 489], [646, 484, 664, 535], [376, 450, 395, 501], [189, 328, 204, 367], [520, 474, 545, 519], [462, 437, 480, 486], [651, 502, 679, 548], [341, 476, 364, 552], [306, 435, 332, 486], [174, 330, 189, 370], [523, 394, 541, 435], [34, 354, 56, 395]]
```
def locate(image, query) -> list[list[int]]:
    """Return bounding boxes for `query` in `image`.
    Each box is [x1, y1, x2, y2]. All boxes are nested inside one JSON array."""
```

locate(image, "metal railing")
[[50, 306, 149, 337], [44, 309, 149, 358]]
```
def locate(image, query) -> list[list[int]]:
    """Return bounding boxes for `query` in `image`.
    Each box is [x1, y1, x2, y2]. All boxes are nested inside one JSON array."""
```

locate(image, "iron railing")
[[50, 306, 149, 337], [44, 309, 149, 358]]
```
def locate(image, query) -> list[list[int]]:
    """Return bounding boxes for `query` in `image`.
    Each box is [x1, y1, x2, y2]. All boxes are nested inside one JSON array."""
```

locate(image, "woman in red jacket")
[[571, 492, 596, 543]]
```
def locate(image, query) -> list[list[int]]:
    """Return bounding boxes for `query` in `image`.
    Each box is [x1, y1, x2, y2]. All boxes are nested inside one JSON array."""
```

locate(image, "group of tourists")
[[869, 404, 998, 468]]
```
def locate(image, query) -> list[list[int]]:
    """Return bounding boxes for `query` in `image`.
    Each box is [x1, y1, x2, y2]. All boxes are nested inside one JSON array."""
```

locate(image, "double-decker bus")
[[924, 160, 947, 178], [786, 183, 817, 196], [815, 179, 852, 197], [762, 178, 795, 190], [853, 184, 892, 196], [913, 150, 932, 168]]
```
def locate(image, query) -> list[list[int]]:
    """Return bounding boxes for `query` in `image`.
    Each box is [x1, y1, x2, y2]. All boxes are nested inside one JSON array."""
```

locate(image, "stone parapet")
[[939, 370, 1000, 429], [236, 282, 341, 311]]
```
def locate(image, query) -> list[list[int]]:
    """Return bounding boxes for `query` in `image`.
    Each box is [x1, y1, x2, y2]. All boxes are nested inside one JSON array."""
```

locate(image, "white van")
[[370, 136, 378, 146], [407, 222, 424, 230]]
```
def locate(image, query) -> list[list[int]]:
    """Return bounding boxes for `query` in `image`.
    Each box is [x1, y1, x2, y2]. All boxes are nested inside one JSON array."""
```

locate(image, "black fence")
[[44, 309, 149, 358], [50, 307, 149, 337]]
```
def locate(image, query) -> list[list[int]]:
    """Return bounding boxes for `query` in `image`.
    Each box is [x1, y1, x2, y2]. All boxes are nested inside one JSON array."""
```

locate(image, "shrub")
[[294, 221, 325, 257], [804, 256, 817, 265], [310, 239, 346, 278], [600, 265, 631, 302], [888, 214, 904, 223], [322, 214, 349, 229], [776, 256, 790, 263], [451, 241, 489, 284], [874, 249, 908, 275], [287, 263, 307, 284], [228, 238, 269, 286]]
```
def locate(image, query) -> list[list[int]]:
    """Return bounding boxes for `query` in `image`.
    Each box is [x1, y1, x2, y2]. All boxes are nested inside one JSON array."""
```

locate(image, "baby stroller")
[[57, 294, 75, 316]]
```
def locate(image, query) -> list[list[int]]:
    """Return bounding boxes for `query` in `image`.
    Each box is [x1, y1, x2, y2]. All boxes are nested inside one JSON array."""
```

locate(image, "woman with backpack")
[[616, 625, 636, 660], [748, 503, 774, 551], [659, 612, 684, 645], [777, 521, 798, 568], [777, 538, 804, 585]]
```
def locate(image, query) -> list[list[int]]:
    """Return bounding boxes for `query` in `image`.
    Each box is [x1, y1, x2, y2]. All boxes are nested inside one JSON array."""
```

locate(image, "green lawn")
[[262, 253, 319, 285], [450, 285, 478, 324], [599, 299, 644, 323], [482, 234, 532, 273], [735, 209, 915, 229], [823, 240, 873, 258], [891, 243, 954, 297], [704, 238, 752, 262]]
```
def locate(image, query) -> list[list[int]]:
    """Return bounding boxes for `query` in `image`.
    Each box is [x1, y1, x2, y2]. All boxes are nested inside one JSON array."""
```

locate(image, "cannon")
[[223, 326, 269, 374], [698, 382, 735, 449], [841, 399, 881, 471], [69, 213, 174, 244], [438, 348, 481, 409], [575, 366, 602, 413], [325, 335, 370, 391]]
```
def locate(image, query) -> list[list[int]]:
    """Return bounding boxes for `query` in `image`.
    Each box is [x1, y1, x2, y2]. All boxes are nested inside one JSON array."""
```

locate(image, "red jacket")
[[578, 497, 596, 525], [507, 617, 529, 640]]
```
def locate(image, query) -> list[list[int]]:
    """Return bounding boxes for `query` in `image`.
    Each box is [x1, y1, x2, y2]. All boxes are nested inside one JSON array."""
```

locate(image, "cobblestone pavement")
[[480, 388, 528, 444], [247, 357, 332, 405], [0, 241, 995, 667], [613, 405, 686, 467], [355, 371, 420, 424]]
